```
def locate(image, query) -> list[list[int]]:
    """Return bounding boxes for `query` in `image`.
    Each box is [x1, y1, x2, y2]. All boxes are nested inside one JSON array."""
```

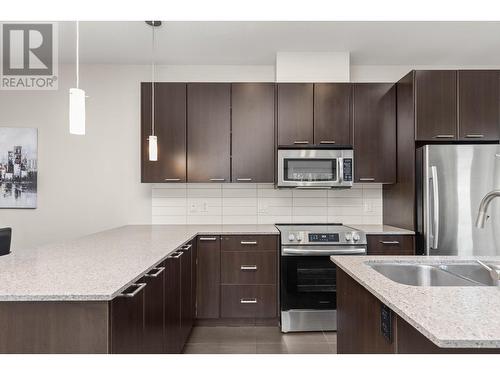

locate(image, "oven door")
[[277, 148, 353, 188], [281, 255, 338, 311]]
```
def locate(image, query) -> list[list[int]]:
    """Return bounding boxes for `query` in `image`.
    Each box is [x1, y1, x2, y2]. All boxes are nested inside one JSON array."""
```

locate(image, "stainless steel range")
[[276, 223, 367, 333]]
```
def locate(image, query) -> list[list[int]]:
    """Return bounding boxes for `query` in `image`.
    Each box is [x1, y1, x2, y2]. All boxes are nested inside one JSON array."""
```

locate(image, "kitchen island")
[[331, 256, 500, 353]]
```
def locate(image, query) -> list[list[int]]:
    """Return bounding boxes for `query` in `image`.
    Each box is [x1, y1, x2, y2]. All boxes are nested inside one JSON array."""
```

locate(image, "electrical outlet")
[[258, 202, 268, 214], [202, 201, 208, 213], [364, 201, 374, 213], [189, 203, 198, 213]]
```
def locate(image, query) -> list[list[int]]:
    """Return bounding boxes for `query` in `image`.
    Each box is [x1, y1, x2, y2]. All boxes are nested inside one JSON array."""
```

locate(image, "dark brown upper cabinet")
[[141, 83, 187, 183], [314, 83, 352, 145], [187, 83, 231, 182], [231, 83, 275, 183], [415, 70, 457, 141], [458, 70, 500, 141], [277, 83, 314, 146], [353, 83, 396, 184]]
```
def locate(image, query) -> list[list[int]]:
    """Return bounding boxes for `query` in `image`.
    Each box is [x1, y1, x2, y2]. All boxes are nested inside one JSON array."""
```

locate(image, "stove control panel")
[[308, 233, 340, 242]]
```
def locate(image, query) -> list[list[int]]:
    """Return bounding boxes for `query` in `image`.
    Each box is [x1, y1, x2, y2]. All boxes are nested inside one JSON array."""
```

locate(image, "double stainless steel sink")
[[368, 262, 500, 287]]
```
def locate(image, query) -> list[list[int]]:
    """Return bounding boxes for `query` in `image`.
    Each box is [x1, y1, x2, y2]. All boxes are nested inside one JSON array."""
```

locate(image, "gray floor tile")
[[323, 331, 338, 344], [255, 326, 286, 344], [286, 342, 335, 354], [280, 332, 329, 345], [188, 326, 257, 344], [256, 343, 289, 354], [183, 343, 257, 354]]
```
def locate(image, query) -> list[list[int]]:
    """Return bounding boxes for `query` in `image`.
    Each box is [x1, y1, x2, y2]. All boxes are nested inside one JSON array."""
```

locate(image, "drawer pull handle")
[[199, 237, 217, 241], [434, 134, 455, 139], [240, 298, 257, 304], [210, 178, 225, 182], [379, 241, 400, 245], [181, 244, 192, 250], [144, 267, 165, 278], [169, 252, 183, 259], [320, 140, 335, 144], [240, 241, 258, 245], [118, 283, 146, 298], [164, 178, 181, 181], [236, 178, 252, 182], [240, 265, 258, 271], [465, 134, 485, 138], [359, 177, 375, 182], [293, 140, 309, 144]]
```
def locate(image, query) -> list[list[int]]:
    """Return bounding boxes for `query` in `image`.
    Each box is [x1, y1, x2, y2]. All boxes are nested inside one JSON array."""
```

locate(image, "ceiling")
[[58, 21, 500, 65]]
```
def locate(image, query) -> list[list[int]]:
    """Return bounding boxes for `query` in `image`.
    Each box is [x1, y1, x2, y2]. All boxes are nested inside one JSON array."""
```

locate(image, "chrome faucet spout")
[[475, 190, 500, 228]]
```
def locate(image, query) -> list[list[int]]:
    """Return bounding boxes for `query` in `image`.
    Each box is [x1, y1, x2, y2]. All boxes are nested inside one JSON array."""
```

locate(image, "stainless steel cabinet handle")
[[236, 178, 252, 182], [293, 140, 309, 144], [240, 298, 257, 304], [118, 283, 146, 298], [181, 244, 192, 250], [359, 177, 375, 182], [144, 267, 165, 278], [320, 140, 336, 144], [209, 178, 225, 182], [379, 241, 400, 245], [164, 178, 181, 181], [434, 135, 455, 139], [240, 241, 257, 245], [168, 252, 182, 259], [430, 165, 440, 250], [240, 265, 258, 271], [199, 237, 217, 241], [465, 134, 485, 138]]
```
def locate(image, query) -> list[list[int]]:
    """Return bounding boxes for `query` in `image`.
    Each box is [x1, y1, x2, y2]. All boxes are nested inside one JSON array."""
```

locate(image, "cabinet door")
[[314, 83, 351, 145], [459, 70, 500, 141], [415, 70, 457, 140], [141, 266, 165, 354], [353, 83, 396, 183], [231, 83, 275, 183], [196, 236, 221, 319], [110, 283, 146, 354], [187, 83, 231, 182], [141, 83, 187, 182], [164, 255, 182, 354], [179, 244, 193, 345], [277, 83, 314, 145]]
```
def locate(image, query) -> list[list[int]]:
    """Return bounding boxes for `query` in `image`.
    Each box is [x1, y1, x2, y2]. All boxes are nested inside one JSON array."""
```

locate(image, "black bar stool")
[[0, 228, 11, 256]]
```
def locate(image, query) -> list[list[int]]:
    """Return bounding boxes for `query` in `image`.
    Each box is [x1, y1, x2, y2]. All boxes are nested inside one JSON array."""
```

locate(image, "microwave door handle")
[[338, 157, 343, 183], [430, 166, 439, 250]]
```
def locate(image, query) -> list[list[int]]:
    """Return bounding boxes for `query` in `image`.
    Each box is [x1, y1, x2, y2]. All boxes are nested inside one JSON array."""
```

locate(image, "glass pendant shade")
[[148, 135, 158, 161], [69, 88, 86, 135]]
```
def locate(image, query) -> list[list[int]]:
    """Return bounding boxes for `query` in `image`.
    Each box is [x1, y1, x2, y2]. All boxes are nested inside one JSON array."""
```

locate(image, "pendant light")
[[146, 21, 162, 161], [69, 21, 85, 135]]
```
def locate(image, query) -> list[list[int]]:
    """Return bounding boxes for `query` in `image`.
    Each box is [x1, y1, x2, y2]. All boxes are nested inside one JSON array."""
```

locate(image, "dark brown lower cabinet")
[[141, 266, 165, 354], [337, 268, 500, 354], [164, 253, 182, 354], [179, 244, 193, 344], [110, 283, 146, 354], [366, 235, 415, 256], [196, 236, 221, 319], [221, 285, 277, 318]]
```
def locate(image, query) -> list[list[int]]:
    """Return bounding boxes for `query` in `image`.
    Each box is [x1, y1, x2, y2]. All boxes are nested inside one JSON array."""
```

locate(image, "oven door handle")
[[281, 247, 367, 256]]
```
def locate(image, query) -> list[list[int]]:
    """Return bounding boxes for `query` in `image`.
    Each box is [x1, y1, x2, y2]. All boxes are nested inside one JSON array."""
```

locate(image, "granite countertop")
[[0, 224, 278, 302], [348, 224, 415, 235], [331, 255, 500, 348]]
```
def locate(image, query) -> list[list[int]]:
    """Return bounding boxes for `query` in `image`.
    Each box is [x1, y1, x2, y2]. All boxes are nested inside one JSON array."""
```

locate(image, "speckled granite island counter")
[[0, 224, 279, 354], [331, 255, 500, 354]]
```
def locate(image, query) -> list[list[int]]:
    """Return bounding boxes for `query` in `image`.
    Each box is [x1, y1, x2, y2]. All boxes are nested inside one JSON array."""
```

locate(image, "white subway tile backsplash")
[[152, 183, 383, 225]]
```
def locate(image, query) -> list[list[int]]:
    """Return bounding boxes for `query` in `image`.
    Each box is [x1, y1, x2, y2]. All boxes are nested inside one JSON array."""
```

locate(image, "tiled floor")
[[182, 326, 337, 354]]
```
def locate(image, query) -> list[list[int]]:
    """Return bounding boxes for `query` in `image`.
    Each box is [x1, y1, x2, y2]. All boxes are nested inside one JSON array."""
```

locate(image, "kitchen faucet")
[[476, 260, 500, 285], [475, 190, 500, 228]]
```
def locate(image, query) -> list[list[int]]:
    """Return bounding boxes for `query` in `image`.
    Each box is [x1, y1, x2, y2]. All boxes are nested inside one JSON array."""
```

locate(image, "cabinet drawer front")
[[221, 252, 276, 285], [221, 285, 277, 318], [221, 235, 278, 252], [367, 235, 414, 256]]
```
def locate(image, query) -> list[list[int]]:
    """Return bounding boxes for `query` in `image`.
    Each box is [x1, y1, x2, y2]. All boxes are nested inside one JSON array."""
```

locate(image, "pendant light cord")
[[76, 21, 79, 89], [151, 24, 155, 137]]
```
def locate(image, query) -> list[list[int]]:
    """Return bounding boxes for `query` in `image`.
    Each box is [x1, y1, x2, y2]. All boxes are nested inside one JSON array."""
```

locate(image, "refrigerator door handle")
[[430, 166, 440, 250]]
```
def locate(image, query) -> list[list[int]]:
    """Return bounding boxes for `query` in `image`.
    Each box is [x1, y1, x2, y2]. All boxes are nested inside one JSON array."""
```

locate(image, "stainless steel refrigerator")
[[416, 144, 500, 256]]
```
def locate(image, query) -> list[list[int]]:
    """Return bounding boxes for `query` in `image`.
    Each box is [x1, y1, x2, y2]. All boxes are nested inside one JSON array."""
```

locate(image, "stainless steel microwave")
[[277, 147, 353, 188]]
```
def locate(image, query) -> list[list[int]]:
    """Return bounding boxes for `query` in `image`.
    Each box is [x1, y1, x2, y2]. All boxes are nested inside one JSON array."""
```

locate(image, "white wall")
[[152, 183, 383, 226], [276, 52, 350, 82]]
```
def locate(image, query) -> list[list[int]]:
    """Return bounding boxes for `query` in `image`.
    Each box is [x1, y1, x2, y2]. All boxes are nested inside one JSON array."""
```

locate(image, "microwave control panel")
[[343, 158, 353, 181]]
